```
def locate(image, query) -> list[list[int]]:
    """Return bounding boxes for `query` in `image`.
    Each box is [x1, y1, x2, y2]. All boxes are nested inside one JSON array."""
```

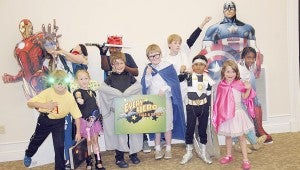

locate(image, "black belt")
[[39, 112, 49, 116]]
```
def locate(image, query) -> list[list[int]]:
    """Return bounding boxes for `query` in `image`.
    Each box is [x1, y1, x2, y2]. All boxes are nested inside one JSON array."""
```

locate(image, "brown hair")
[[75, 69, 90, 80], [220, 60, 241, 80], [110, 51, 126, 64]]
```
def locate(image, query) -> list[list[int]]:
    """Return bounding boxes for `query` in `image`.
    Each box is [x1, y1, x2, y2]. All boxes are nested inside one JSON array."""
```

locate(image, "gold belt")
[[187, 98, 207, 106]]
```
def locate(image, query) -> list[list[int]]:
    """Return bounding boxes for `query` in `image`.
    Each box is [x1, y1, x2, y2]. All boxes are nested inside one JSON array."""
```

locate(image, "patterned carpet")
[[1, 132, 300, 170]]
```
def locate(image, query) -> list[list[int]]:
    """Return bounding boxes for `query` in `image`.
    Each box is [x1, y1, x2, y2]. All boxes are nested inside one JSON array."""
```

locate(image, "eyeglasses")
[[147, 53, 160, 60], [48, 77, 71, 85]]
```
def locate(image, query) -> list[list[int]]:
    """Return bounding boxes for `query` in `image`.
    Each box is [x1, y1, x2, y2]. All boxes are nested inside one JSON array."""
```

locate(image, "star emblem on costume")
[[208, 61, 222, 80], [227, 25, 238, 34]]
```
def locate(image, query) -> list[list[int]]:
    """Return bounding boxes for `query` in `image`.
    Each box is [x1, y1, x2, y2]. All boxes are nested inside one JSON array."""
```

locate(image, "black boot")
[[95, 154, 105, 170], [86, 155, 93, 170]]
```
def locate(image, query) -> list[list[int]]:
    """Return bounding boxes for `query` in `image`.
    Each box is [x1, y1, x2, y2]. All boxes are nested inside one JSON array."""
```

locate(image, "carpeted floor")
[[1, 132, 300, 170]]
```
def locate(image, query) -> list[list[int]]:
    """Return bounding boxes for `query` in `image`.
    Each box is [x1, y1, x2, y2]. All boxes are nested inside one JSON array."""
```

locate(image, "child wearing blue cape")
[[141, 44, 185, 160]]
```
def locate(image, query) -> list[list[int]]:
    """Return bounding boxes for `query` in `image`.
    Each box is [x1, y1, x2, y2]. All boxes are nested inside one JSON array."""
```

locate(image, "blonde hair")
[[50, 70, 68, 81], [221, 60, 241, 80], [167, 34, 182, 44], [110, 51, 126, 64], [75, 69, 90, 80], [146, 44, 162, 57]]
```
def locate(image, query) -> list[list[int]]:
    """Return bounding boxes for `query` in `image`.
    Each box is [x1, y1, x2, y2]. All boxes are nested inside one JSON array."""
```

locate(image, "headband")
[[193, 59, 207, 65]]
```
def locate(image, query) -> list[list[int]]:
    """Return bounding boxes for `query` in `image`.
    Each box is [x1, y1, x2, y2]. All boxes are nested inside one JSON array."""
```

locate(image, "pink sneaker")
[[219, 155, 233, 164], [242, 160, 251, 170]]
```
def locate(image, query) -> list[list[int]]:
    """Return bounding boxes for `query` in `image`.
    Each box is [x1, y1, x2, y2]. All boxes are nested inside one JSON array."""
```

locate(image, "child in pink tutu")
[[73, 69, 105, 170], [213, 60, 256, 170]]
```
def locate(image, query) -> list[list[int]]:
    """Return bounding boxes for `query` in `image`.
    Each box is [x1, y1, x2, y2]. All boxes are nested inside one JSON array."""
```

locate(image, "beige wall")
[[0, 0, 299, 162]]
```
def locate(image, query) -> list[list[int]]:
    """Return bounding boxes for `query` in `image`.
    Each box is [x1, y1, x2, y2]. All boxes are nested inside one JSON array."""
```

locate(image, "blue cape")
[[141, 63, 186, 140]]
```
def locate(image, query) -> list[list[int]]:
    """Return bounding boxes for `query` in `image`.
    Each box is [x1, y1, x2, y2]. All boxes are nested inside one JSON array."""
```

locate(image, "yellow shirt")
[[28, 87, 82, 119]]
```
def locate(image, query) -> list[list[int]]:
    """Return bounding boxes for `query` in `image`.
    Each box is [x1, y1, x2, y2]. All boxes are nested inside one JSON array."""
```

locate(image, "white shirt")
[[145, 61, 172, 98]]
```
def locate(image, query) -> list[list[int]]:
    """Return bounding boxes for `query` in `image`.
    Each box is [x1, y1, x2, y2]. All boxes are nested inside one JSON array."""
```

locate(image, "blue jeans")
[[64, 114, 73, 162]]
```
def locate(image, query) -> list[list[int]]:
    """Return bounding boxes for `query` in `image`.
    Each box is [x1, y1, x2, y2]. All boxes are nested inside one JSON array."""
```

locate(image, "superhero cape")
[[212, 79, 256, 133], [141, 63, 186, 140]]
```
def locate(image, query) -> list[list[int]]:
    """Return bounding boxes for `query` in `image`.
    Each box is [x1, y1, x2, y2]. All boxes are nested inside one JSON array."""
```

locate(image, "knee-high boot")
[[180, 144, 193, 164], [199, 144, 212, 164]]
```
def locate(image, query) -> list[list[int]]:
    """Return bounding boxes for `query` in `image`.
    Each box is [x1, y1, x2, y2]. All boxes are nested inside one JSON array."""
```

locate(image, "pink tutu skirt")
[[80, 118, 103, 138]]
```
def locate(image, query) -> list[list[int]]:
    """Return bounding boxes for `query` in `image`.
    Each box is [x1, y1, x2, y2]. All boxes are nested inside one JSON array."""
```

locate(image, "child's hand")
[[244, 81, 251, 89], [200, 16, 212, 29], [158, 89, 165, 97], [180, 65, 186, 73], [204, 16, 212, 23], [146, 65, 152, 75], [75, 133, 81, 142], [46, 100, 58, 111], [76, 98, 84, 105], [51, 49, 62, 56]]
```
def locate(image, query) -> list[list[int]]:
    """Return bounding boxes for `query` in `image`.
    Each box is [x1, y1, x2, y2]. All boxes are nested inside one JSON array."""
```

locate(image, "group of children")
[[23, 20, 264, 170]]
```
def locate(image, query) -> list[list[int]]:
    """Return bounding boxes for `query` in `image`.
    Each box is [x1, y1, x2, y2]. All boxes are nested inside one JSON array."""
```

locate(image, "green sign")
[[114, 95, 166, 134]]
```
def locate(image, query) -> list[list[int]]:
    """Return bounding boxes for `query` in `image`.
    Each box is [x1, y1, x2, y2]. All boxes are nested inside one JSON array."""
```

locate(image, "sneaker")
[[264, 135, 273, 144], [242, 160, 251, 170], [23, 155, 32, 167], [219, 155, 233, 164], [143, 141, 151, 153], [164, 150, 172, 159], [155, 150, 164, 160], [130, 155, 140, 164], [257, 135, 267, 145], [65, 160, 71, 169], [115, 160, 129, 168]]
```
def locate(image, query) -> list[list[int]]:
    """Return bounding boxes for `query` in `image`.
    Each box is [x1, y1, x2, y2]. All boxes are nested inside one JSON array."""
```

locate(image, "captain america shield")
[[199, 44, 240, 81]]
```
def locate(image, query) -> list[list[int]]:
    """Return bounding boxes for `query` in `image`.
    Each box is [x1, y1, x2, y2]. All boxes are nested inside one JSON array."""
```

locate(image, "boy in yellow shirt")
[[24, 70, 82, 170]]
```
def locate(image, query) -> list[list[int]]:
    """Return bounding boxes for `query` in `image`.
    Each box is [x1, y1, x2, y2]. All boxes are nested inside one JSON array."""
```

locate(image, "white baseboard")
[[262, 114, 293, 133], [0, 136, 54, 167], [0, 134, 107, 164]]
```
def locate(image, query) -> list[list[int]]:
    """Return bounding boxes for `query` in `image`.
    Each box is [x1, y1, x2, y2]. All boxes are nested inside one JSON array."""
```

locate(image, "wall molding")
[[0, 136, 54, 167]]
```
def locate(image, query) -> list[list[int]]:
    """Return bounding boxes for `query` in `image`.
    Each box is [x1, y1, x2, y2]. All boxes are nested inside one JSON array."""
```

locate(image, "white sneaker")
[[143, 141, 151, 153], [155, 150, 164, 160], [164, 150, 172, 159]]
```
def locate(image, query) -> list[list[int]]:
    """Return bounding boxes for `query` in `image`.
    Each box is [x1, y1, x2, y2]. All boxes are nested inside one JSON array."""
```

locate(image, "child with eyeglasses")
[[23, 70, 82, 170], [141, 44, 185, 160]]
